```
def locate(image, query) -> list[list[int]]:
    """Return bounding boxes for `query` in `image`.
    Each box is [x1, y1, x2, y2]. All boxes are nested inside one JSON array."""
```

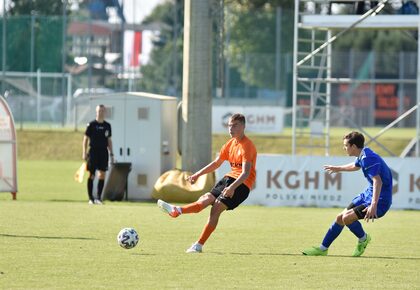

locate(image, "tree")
[[139, 0, 295, 96], [8, 0, 65, 16], [334, 30, 417, 76], [226, 0, 293, 9], [139, 0, 416, 98], [1, 0, 70, 72], [225, 1, 294, 91], [139, 0, 184, 96]]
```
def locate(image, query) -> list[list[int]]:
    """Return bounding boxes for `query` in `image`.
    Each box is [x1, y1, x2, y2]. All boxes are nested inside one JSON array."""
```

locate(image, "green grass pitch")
[[0, 160, 419, 289]]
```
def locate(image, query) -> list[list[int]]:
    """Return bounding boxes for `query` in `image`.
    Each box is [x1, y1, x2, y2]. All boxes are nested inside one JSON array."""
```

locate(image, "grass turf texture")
[[1, 128, 418, 288], [0, 160, 419, 289], [17, 127, 416, 160]]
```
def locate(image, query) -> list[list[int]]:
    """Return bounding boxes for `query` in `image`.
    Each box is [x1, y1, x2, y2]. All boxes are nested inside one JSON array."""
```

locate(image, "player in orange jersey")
[[157, 113, 257, 253]]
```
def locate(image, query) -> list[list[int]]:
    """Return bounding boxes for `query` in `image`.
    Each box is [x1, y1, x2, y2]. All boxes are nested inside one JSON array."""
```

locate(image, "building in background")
[[67, 0, 163, 89]]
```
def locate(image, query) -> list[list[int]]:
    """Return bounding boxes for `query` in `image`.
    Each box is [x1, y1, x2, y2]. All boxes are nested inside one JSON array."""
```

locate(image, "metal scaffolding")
[[292, 0, 420, 157]]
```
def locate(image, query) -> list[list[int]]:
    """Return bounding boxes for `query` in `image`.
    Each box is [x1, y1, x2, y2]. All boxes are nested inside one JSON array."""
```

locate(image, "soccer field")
[[0, 161, 419, 289], [1, 201, 419, 289]]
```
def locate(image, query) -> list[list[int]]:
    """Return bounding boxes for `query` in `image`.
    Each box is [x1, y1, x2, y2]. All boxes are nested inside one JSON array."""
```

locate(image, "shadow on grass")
[[0, 233, 99, 241], [49, 199, 88, 203], [48, 199, 155, 205], [209, 251, 420, 261], [325, 254, 420, 261]]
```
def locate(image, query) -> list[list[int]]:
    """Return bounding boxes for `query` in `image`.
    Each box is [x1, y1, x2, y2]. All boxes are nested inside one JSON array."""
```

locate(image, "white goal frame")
[[0, 94, 17, 199]]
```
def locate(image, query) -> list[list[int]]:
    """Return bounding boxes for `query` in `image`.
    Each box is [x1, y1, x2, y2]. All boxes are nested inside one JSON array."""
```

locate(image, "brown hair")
[[343, 131, 365, 148], [229, 113, 246, 125]]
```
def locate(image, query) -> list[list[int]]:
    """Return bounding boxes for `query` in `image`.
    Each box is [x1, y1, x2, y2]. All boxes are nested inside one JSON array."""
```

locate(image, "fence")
[[0, 10, 417, 130]]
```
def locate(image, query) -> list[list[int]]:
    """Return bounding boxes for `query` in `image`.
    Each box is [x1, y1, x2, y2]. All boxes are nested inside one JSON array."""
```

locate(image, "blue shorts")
[[350, 192, 392, 218]]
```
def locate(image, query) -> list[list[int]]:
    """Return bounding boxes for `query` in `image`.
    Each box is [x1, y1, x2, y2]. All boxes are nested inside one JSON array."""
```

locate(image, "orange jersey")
[[219, 136, 257, 190]]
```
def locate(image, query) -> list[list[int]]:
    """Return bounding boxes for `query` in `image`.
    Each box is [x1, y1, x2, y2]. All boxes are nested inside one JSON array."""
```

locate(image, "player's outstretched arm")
[[324, 162, 359, 174], [187, 156, 224, 184]]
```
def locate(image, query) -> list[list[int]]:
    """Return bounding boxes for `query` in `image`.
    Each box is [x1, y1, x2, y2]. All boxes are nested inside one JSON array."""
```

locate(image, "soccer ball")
[[117, 228, 139, 249]]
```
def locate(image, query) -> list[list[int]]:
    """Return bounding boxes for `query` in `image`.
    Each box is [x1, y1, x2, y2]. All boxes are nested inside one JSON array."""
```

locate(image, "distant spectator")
[[356, 0, 379, 14], [399, 0, 419, 14]]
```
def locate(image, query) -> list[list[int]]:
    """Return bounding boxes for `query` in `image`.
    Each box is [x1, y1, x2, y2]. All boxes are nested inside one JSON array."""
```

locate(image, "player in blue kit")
[[302, 131, 393, 257]]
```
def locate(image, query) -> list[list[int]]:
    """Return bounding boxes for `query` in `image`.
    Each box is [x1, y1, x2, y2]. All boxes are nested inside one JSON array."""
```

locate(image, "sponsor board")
[[212, 106, 284, 134], [216, 154, 420, 210]]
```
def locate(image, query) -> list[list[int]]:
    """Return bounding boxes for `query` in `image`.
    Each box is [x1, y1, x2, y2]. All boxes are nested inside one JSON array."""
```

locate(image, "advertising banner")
[[216, 154, 420, 210], [212, 106, 284, 134]]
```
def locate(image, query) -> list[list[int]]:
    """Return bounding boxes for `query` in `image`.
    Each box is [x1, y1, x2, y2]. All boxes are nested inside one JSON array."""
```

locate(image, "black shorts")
[[347, 203, 367, 219], [210, 176, 250, 210], [87, 148, 109, 173]]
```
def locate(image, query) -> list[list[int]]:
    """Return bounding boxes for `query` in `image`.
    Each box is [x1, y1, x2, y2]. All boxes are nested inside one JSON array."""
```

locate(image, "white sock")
[[319, 245, 328, 251], [358, 233, 367, 243]]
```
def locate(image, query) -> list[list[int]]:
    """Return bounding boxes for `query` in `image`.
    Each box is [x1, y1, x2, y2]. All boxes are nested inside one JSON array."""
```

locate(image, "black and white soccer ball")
[[117, 228, 139, 249]]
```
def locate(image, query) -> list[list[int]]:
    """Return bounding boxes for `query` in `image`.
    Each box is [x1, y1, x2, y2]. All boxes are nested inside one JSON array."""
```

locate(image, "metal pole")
[[215, 0, 224, 99], [244, 54, 249, 98], [172, 0, 179, 96], [292, 0, 299, 155], [37, 68, 41, 124], [2, 0, 6, 94], [120, 0, 125, 91], [224, 7, 230, 99], [66, 74, 72, 126], [74, 100, 78, 131], [366, 103, 419, 145], [61, 1, 67, 126], [20, 100, 23, 130], [297, 0, 388, 67], [398, 51, 404, 128], [416, 20, 420, 157], [30, 13, 35, 74], [275, 7, 282, 92], [88, 12, 92, 90], [325, 29, 332, 156], [369, 51, 375, 127]]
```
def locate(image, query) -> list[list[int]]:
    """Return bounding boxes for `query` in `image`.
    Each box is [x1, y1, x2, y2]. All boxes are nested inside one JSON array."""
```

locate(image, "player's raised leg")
[[157, 199, 182, 217], [157, 193, 215, 218]]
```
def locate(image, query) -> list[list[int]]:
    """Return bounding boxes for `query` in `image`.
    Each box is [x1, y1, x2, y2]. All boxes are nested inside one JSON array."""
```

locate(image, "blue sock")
[[346, 221, 365, 239], [321, 222, 344, 248]]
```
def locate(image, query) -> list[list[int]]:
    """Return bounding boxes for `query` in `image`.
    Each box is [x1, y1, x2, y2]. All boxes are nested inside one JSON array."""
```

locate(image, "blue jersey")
[[354, 147, 392, 205]]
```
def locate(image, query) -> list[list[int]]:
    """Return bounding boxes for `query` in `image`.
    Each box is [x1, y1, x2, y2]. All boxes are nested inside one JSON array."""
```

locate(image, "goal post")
[[0, 94, 18, 199]]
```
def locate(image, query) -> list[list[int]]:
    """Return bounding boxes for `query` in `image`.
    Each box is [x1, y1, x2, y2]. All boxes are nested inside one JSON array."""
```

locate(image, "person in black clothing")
[[82, 104, 114, 204]]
